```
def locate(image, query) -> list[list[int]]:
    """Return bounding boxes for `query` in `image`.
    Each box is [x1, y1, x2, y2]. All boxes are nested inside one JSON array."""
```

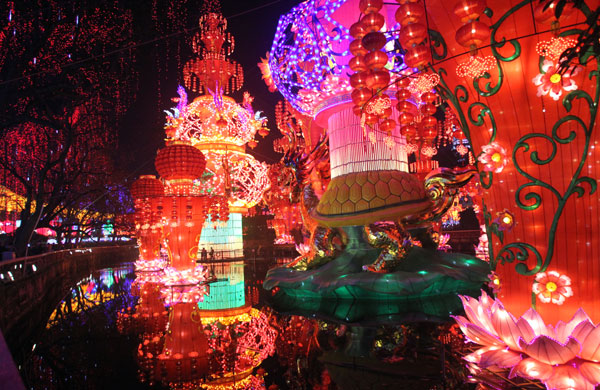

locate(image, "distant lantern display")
[[130, 175, 164, 264]]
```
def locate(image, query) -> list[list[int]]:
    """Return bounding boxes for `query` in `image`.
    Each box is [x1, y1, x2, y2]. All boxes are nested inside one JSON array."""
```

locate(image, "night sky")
[[117, 0, 300, 181]]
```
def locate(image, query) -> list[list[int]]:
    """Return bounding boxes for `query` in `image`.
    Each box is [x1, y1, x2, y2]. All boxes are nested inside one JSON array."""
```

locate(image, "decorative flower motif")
[[478, 142, 509, 173], [487, 271, 500, 294], [494, 209, 515, 232], [421, 145, 437, 157], [535, 37, 577, 62], [437, 233, 451, 252], [454, 291, 600, 390], [533, 271, 573, 305], [365, 94, 391, 116], [383, 135, 395, 149], [456, 55, 496, 78], [408, 72, 440, 96], [258, 53, 276, 92], [532, 60, 580, 101], [455, 143, 469, 156]]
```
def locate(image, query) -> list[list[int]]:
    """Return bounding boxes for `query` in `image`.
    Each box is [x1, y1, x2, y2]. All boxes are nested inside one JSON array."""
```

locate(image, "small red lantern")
[[350, 39, 369, 56], [362, 31, 387, 51], [455, 21, 490, 49], [361, 12, 385, 32], [420, 103, 437, 116], [404, 44, 431, 68], [365, 69, 390, 90], [422, 115, 438, 128], [247, 139, 258, 149], [350, 71, 371, 88], [155, 142, 206, 182], [398, 23, 428, 48], [365, 50, 388, 70], [349, 55, 368, 72], [351, 87, 373, 106], [350, 22, 367, 39], [398, 111, 415, 125], [453, 0, 487, 23], [396, 3, 425, 27], [380, 118, 397, 133], [258, 127, 270, 137], [395, 87, 412, 100], [396, 100, 416, 113], [359, 0, 383, 14]]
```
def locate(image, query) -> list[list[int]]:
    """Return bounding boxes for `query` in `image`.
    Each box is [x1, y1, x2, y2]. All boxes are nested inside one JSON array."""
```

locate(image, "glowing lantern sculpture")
[[171, 8, 270, 259], [130, 175, 165, 267], [154, 141, 207, 270], [264, 0, 489, 306]]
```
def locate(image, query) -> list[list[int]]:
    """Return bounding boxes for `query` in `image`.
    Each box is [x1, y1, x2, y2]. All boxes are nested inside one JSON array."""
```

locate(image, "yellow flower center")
[[550, 73, 562, 84], [502, 216, 512, 225], [546, 281, 558, 292], [491, 152, 502, 163]]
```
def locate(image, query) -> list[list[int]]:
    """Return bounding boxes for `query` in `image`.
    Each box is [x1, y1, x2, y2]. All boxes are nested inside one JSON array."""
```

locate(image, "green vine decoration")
[[489, 0, 529, 62], [473, 58, 504, 97], [428, 29, 447, 61], [501, 68, 599, 275], [467, 102, 498, 143], [495, 243, 544, 276]]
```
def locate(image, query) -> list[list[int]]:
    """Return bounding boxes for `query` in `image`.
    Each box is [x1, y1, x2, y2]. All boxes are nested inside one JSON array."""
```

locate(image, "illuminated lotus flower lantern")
[[415, 0, 600, 325], [130, 175, 164, 264], [155, 141, 208, 270]]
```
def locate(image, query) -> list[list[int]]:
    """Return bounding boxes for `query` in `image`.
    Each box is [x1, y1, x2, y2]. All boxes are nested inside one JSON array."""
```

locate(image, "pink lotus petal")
[[479, 348, 522, 369], [464, 346, 498, 364], [579, 323, 600, 362], [545, 364, 595, 390], [579, 362, 600, 386], [571, 320, 596, 346], [522, 308, 550, 337], [508, 357, 553, 381], [515, 317, 537, 345], [518, 336, 580, 365], [491, 305, 522, 350], [463, 323, 504, 346]]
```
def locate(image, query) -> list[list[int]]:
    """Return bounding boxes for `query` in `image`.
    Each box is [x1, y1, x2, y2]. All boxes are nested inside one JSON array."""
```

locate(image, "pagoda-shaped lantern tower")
[[167, 2, 270, 259]]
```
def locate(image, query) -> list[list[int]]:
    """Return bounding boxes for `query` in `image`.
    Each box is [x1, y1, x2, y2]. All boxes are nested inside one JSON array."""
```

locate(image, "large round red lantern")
[[155, 141, 206, 184]]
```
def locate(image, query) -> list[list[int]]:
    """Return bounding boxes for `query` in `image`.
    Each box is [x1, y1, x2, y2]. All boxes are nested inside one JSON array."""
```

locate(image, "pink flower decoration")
[[455, 292, 600, 389], [478, 142, 509, 173], [533, 271, 573, 305], [532, 60, 580, 101]]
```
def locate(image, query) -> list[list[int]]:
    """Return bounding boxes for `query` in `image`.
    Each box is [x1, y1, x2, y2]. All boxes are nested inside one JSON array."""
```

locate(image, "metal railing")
[[0, 245, 136, 283]]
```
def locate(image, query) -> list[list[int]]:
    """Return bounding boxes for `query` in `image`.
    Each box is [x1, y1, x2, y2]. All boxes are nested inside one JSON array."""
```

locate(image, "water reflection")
[[21, 260, 477, 390]]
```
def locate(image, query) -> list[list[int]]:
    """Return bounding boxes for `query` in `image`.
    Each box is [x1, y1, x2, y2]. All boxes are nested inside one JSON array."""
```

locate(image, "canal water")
[[19, 260, 477, 390]]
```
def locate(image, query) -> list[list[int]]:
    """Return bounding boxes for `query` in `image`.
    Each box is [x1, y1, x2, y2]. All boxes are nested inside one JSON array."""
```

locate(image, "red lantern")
[[422, 115, 438, 128], [398, 111, 415, 125], [361, 12, 385, 32], [362, 31, 387, 51], [349, 55, 368, 72], [350, 39, 369, 56], [350, 71, 370, 88], [421, 91, 437, 103], [349, 22, 367, 39], [395, 87, 412, 100], [396, 100, 417, 113], [380, 118, 397, 133], [396, 3, 425, 27], [455, 21, 490, 49], [380, 107, 393, 119], [365, 69, 390, 90], [533, 0, 575, 24], [351, 87, 373, 106], [404, 44, 431, 68], [399, 23, 428, 48], [364, 50, 388, 70], [359, 0, 383, 14], [364, 113, 379, 125], [155, 142, 206, 182], [401, 124, 418, 139], [453, 0, 487, 23], [131, 175, 164, 200], [420, 103, 437, 116]]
